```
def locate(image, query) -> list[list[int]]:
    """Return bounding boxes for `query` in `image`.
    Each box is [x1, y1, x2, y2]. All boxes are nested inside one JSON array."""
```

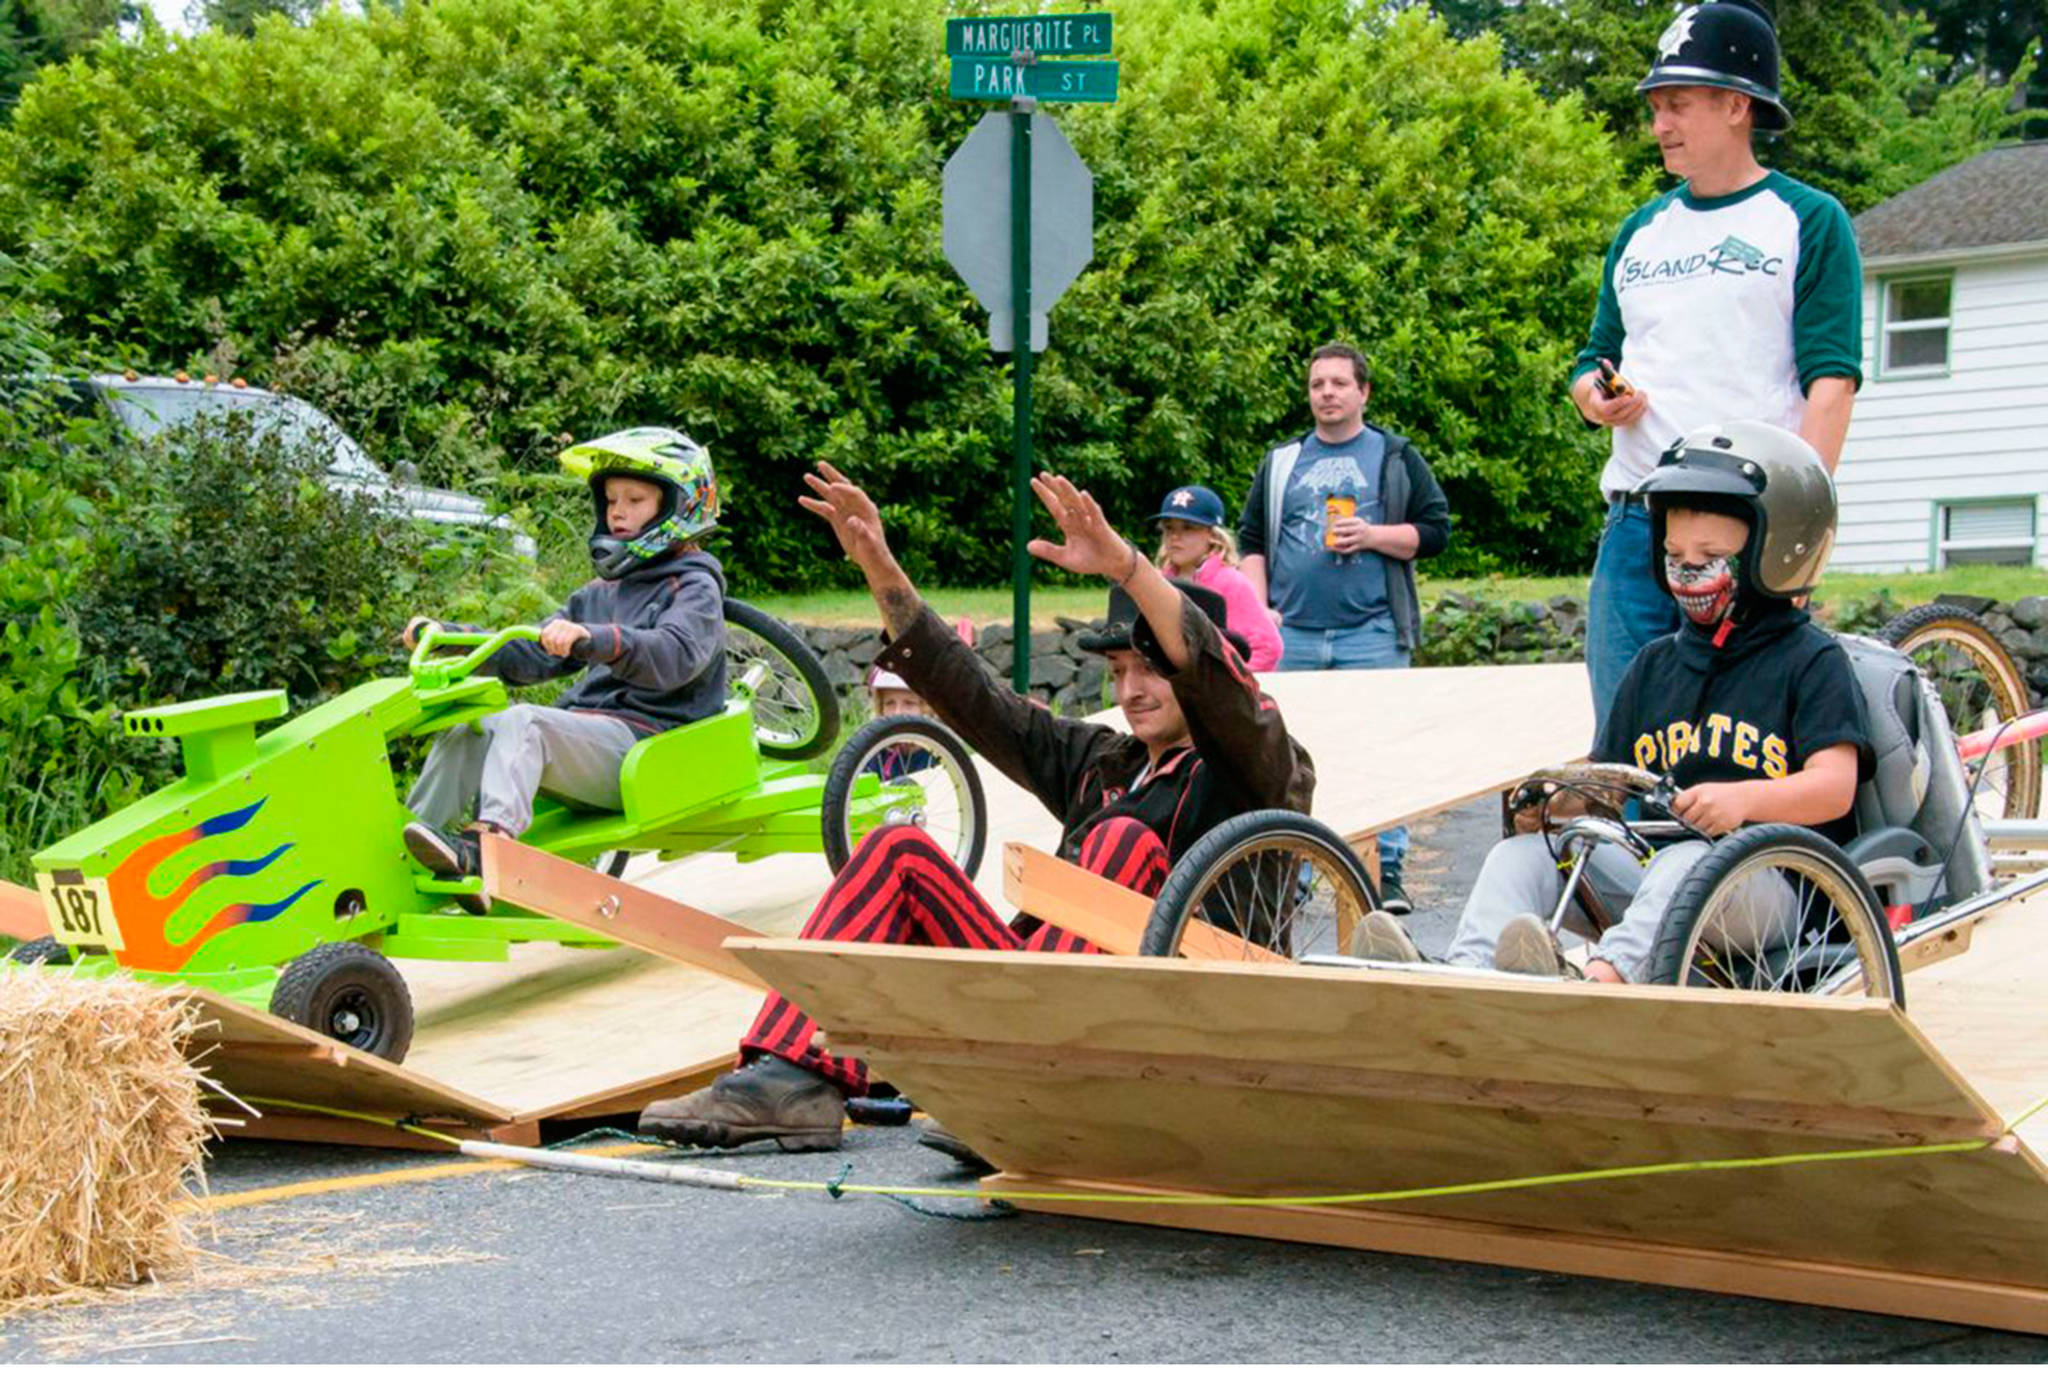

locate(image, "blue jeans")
[[1586, 498, 1680, 748], [1276, 614, 1408, 873]]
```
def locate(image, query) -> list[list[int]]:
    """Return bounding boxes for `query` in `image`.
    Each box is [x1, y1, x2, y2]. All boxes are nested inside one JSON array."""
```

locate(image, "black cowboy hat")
[[1076, 579, 1254, 663]]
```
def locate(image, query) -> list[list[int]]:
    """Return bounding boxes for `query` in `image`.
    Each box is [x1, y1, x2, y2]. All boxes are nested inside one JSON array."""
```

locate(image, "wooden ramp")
[[729, 883, 2048, 1335], [90, 662, 1593, 1146]]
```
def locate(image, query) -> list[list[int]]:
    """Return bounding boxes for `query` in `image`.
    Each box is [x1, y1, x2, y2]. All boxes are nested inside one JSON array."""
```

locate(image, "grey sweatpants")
[[1445, 833, 1794, 983], [406, 704, 641, 838]]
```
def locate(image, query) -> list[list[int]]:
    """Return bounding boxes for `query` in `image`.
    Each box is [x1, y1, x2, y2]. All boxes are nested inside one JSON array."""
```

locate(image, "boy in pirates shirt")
[[1359, 421, 1871, 982]]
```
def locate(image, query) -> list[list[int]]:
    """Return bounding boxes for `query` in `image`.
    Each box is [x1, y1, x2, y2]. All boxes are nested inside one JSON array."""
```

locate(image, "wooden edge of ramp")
[[1002, 843, 1286, 964], [975, 1171, 2048, 1337], [481, 835, 766, 985]]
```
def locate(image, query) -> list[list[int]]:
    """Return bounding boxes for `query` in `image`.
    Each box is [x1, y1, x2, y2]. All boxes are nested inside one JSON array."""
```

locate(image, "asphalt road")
[[4, 798, 2045, 1364]]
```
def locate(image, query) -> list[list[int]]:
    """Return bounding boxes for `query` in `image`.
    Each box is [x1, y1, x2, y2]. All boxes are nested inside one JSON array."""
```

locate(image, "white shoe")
[[1349, 909, 1422, 963], [1494, 914, 1565, 977]]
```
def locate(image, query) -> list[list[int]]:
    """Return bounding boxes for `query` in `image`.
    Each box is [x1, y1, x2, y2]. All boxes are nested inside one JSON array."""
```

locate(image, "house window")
[[1882, 276, 1952, 374], [1937, 498, 2037, 569]]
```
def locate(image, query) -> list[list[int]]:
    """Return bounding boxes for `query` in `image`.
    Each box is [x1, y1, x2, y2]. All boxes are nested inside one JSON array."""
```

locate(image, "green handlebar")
[[409, 624, 545, 690]]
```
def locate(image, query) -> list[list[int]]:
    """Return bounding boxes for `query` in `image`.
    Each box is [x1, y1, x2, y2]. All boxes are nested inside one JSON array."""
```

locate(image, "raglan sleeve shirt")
[[1789, 188, 1864, 391]]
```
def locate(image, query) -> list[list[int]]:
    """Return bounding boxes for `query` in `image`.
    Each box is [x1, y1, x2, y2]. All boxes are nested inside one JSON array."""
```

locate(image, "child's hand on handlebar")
[[401, 616, 438, 651], [539, 619, 590, 657], [1672, 781, 1751, 837]]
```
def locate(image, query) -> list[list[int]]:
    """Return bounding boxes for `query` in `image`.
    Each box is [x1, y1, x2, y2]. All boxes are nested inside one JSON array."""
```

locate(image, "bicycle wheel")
[[724, 598, 841, 761], [1877, 603, 2041, 821], [821, 715, 987, 879], [1140, 810, 1379, 960], [1651, 823, 1902, 1004]]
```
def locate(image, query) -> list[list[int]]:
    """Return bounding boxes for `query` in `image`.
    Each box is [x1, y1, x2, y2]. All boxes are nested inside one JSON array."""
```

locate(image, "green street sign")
[[949, 58, 1120, 104], [946, 13, 1112, 58]]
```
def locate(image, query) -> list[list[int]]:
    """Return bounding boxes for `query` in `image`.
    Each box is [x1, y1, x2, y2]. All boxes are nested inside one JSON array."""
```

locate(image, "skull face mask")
[[1665, 554, 1737, 626]]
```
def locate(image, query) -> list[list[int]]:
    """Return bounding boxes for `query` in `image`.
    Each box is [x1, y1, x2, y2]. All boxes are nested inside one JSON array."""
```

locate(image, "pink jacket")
[[1192, 555, 1283, 673]]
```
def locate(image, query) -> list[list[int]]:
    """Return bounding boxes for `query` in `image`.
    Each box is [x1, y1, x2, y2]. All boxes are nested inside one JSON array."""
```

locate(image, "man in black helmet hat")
[[1572, 0, 1863, 742]]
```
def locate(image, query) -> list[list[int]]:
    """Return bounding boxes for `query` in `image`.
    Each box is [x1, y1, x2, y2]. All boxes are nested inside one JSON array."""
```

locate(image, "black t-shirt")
[[1593, 606, 1875, 844]]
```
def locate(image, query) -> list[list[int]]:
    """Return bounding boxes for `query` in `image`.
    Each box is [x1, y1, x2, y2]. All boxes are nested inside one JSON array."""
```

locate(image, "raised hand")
[[798, 461, 894, 574], [1026, 473, 1137, 581]]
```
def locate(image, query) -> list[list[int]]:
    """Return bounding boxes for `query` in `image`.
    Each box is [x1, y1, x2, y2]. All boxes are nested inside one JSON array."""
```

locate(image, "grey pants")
[[406, 704, 641, 838], [1445, 833, 1794, 983]]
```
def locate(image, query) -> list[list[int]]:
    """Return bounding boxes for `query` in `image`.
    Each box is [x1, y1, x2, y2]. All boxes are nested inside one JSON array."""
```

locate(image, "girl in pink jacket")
[[1150, 484, 1284, 672]]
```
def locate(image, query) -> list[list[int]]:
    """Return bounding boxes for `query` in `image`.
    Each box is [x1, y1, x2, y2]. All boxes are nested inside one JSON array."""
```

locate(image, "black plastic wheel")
[[1876, 602, 2041, 821], [724, 598, 841, 761], [1651, 823, 1903, 1003], [821, 714, 987, 879], [1139, 809, 1379, 960], [8, 936, 72, 966], [270, 941, 416, 1062]]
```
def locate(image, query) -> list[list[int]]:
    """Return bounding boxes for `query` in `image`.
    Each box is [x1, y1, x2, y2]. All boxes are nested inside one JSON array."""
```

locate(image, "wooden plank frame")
[[729, 930, 2048, 1336]]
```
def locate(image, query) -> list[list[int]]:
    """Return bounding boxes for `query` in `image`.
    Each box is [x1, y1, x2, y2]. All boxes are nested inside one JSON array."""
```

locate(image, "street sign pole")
[[1009, 95, 1034, 694], [942, 14, 1111, 692]]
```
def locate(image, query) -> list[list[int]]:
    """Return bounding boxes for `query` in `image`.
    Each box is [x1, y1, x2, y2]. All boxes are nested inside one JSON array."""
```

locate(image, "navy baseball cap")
[[1150, 484, 1225, 528]]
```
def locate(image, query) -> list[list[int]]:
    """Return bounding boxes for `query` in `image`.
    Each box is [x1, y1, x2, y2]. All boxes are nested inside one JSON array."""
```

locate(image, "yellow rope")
[[240, 1091, 2048, 1212]]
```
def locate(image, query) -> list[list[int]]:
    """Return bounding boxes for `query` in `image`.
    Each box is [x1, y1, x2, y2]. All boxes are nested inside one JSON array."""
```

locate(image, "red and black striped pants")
[[740, 817, 1169, 1095]]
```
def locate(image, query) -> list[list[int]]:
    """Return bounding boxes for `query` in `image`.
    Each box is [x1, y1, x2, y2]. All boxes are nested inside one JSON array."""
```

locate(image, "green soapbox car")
[[11, 602, 986, 1062]]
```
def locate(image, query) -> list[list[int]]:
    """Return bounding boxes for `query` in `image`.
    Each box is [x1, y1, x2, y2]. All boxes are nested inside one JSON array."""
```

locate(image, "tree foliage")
[[0, 0, 1639, 582], [0, 0, 132, 107], [1433, 0, 2030, 212]]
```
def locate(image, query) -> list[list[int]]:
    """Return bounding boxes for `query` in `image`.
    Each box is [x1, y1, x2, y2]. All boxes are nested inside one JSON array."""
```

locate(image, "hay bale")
[[0, 968, 211, 1304]]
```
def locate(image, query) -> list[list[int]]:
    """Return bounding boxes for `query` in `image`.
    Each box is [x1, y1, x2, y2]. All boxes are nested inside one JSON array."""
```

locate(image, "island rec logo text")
[[1619, 235, 1784, 292]]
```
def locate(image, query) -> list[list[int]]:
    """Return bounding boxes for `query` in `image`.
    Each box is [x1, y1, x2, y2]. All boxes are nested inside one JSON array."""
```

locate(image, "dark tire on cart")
[[1140, 810, 1380, 960], [1877, 602, 2041, 822], [270, 941, 416, 1062], [592, 850, 632, 879], [1650, 823, 1903, 1004], [8, 936, 72, 966], [821, 714, 987, 879], [724, 598, 841, 761]]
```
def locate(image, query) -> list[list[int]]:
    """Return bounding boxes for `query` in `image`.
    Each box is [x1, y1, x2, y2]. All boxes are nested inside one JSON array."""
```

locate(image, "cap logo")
[[1656, 9, 1697, 61], [1171, 489, 1195, 508]]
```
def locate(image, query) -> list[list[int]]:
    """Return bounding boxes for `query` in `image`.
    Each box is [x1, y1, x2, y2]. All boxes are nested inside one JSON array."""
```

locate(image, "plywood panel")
[[178, 989, 509, 1130], [1905, 893, 2048, 1149], [732, 940, 2048, 1301]]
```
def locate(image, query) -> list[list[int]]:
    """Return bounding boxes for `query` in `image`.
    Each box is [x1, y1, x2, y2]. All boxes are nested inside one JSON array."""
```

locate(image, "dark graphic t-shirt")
[[1593, 606, 1874, 844]]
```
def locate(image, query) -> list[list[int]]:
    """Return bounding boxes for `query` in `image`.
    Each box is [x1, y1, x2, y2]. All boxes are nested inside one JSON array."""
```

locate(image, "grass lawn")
[[738, 566, 2048, 629]]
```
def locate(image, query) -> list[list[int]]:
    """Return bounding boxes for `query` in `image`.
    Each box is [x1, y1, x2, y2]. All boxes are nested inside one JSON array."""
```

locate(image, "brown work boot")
[[637, 1054, 845, 1152]]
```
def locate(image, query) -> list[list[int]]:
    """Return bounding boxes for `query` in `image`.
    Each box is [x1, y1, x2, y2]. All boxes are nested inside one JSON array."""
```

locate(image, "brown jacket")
[[875, 594, 1315, 865]]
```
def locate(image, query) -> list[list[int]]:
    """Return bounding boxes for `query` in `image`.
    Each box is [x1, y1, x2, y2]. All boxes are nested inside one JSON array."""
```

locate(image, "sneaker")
[[637, 1054, 846, 1152], [1494, 914, 1564, 977], [1379, 864, 1413, 916], [1348, 909, 1422, 963], [402, 823, 491, 915], [916, 1119, 995, 1175]]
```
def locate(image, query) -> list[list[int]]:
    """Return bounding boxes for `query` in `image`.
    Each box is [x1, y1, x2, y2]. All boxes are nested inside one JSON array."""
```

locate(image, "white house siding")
[[1833, 253, 2048, 572]]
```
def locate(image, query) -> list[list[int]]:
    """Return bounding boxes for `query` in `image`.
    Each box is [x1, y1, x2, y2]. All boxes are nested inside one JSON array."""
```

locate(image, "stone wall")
[[791, 590, 2048, 717], [792, 619, 1114, 716]]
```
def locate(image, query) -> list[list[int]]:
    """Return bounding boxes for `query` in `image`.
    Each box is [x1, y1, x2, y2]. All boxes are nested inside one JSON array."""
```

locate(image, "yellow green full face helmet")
[[559, 426, 719, 579]]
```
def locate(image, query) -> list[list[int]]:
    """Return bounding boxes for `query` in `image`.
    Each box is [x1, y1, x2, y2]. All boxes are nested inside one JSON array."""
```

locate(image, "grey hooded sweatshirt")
[[480, 549, 728, 736]]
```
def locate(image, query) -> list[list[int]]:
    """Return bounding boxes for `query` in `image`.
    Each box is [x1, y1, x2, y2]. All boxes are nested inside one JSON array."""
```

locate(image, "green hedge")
[[1, 0, 1637, 588]]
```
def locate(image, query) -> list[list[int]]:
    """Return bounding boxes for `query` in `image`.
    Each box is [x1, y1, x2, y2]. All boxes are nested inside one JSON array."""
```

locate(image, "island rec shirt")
[[1573, 171, 1863, 497]]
